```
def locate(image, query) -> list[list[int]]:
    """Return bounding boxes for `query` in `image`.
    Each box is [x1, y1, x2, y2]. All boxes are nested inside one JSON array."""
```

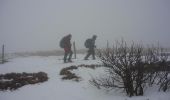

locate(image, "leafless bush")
[[156, 60, 170, 92], [90, 40, 170, 96], [144, 46, 170, 92], [157, 72, 170, 92]]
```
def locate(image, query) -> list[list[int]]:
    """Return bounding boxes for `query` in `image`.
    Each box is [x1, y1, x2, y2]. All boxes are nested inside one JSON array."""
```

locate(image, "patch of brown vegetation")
[[0, 72, 48, 91], [60, 65, 80, 81], [60, 64, 102, 81]]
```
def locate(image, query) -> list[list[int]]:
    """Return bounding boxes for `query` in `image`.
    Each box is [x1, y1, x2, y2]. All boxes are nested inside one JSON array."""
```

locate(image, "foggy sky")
[[1, 0, 170, 53]]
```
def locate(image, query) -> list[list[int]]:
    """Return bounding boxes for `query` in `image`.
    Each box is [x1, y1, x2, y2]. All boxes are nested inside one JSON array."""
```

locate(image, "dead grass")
[[0, 72, 48, 91], [60, 64, 102, 81]]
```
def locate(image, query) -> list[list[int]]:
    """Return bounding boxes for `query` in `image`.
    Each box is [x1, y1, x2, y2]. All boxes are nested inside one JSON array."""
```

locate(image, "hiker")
[[60, 34, 73, 63], [84, 35, 97, 60]]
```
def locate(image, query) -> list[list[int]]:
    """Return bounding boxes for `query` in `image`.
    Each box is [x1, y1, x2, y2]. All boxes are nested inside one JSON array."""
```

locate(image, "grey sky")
[[1, 0, 170, 52]]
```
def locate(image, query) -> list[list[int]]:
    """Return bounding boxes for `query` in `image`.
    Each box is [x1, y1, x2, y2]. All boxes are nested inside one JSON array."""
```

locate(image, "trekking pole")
[[2, 45, 4, 63], [73, 41, 76, 59]]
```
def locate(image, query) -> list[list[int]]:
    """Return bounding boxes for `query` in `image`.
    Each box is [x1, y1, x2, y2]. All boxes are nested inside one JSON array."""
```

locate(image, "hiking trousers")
[[84, 48, 95, 60]]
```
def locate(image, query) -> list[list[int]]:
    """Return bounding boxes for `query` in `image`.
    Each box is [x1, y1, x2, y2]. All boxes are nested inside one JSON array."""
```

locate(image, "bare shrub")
[[90, 40, 170, 96], [156, 61, 170, 92], [144, 46, 170, 92]]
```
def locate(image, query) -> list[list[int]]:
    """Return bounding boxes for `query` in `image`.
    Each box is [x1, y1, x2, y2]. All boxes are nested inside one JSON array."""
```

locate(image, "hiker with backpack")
[[60, 34, 73, 63], [84, 35, 97, 60]]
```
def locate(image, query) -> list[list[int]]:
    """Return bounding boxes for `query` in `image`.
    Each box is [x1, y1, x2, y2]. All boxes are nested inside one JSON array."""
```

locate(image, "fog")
[[1, 0, 170, 53]]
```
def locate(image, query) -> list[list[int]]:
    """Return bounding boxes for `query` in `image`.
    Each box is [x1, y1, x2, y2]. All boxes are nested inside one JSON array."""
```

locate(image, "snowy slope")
[[0, 54, 170, 100]]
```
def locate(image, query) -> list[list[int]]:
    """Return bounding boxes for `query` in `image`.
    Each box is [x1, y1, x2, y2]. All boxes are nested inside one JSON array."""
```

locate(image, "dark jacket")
[[88, 39, 96, 49]]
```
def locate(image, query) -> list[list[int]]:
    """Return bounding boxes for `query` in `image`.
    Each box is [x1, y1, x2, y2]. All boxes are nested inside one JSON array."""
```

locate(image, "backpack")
[[84, 39, 91, 48], [59, 37, 65, 48]]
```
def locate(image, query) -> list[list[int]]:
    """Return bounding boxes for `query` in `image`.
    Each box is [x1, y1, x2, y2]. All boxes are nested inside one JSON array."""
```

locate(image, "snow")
[[0, 54, 170, 100]]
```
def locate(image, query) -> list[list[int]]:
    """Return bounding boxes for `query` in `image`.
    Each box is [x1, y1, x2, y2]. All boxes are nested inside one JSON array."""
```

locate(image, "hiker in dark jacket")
[[60, 34, 73, 63], [84, 35, 97, 60]]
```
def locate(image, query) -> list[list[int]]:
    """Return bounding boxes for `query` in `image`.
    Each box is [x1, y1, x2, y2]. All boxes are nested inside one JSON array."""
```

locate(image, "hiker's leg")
[[64, 52, 68, 63], [64, 48, 69, 63], [92, 49, 95, 60], [68, 50, 73, 62], [84, 49, 91, 60]]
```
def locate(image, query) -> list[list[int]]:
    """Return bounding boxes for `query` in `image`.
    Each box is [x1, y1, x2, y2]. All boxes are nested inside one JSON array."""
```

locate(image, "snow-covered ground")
[[0, 54, 170, 100]]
